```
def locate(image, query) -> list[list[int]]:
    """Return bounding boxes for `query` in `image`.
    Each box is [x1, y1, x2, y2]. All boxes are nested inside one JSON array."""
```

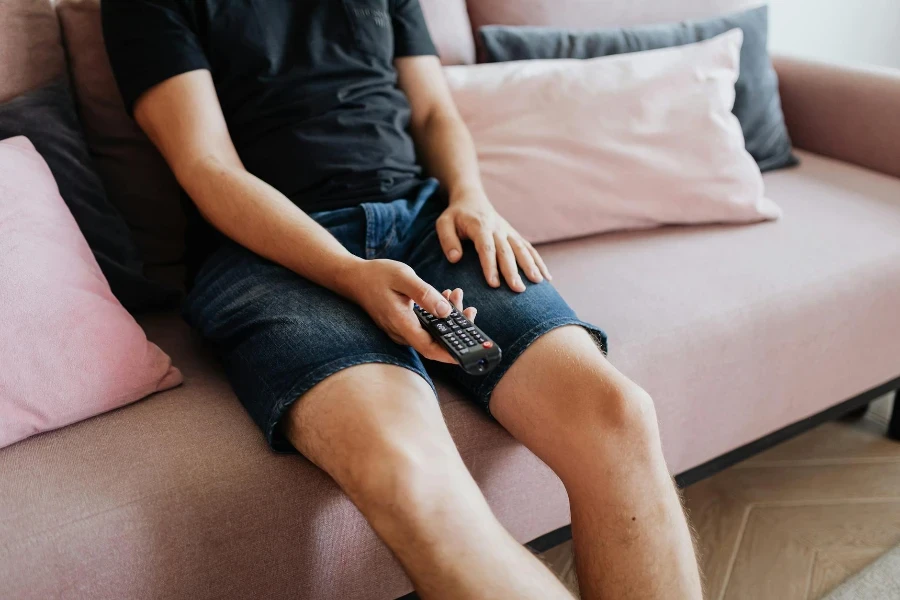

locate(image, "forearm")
[[179, 158, 364, 299], [414, 112, 487, 202]]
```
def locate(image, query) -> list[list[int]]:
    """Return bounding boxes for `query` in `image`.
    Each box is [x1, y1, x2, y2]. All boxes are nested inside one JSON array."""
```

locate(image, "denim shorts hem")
[[472, 317, 609, 415], [264, 353, 437, 453]]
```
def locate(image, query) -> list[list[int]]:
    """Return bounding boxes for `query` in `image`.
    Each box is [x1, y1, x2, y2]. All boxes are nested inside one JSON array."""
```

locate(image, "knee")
[[340, 426, 460, 521], [600, 381, 658, 438], [558, 378, 660, 455]]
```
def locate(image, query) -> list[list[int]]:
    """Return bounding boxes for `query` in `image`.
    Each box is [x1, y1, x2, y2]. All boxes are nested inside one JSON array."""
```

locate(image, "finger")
[[449, 288, 464, 312], [496, 233, 525, 292], [400, 316, 456, 363], [527, 242, 553, 281], [475, 231, 500, 288], [394, 267, 453, 317], [436, 215, 463, 263], [442, 289, 452, 300], [510, 236, 542, 283], [463, 306, 477, 323]]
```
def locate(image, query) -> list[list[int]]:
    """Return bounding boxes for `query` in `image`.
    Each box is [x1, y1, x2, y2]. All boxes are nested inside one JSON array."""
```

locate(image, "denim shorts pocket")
[[342, 0, 394, 60]]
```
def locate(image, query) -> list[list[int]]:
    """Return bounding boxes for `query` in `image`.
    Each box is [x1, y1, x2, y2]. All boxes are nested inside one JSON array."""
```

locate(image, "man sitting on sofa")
[[103, 1, 703, 598]]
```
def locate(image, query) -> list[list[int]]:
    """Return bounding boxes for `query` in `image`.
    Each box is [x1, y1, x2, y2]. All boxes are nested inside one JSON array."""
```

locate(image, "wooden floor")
[[541, 394, 900, 599]]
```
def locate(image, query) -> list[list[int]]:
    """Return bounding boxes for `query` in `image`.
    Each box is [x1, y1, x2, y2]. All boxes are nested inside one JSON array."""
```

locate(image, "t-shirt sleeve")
[[102, 0, 211, 116], [391, 0, 438, 58]]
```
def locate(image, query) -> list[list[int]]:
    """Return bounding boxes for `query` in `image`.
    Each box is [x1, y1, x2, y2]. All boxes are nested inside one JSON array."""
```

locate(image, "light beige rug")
[[543, 541, 900, 599], [540, 395, 900, 599], [823, 544, 900, 599]]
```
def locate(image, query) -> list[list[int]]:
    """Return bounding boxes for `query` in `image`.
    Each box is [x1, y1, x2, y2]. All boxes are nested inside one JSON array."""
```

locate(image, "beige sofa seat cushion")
[[544, 150, 900, 473], [0, 315, 566, 600], [0, 0, 66, 102]]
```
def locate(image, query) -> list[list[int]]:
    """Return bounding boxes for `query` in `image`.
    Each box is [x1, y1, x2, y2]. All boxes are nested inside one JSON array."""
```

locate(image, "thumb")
[[436, 214, 463, 263], [393, 268, 453, 318]]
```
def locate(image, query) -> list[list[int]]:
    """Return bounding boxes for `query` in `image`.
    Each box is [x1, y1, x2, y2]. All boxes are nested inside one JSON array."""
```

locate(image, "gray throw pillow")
[[0, 80, 179, 312], [480, 5, 798, 173]]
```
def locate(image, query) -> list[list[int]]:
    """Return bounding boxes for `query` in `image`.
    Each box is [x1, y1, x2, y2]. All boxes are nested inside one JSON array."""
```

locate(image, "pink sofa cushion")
[[0, 137, 183, 449], [468, 0, 764, 31], [444, 30, 779, 244], [420, 0, 476, 64]]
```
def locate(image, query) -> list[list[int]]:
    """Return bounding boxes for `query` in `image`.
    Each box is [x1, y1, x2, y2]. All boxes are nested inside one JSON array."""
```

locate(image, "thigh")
[[184, 241, 434, 451], [281, 362, 456, 492], [406, 225, 608, 412]]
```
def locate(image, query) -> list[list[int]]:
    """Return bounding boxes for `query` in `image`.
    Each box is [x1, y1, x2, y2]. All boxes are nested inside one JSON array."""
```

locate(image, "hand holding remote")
[[344, 259, 472, 364], [415, 290, 501, 376]]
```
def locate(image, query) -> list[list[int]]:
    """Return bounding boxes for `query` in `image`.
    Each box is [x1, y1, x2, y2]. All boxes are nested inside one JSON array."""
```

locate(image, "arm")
[[774, 55, 900, 180], [135, 71, 360, 295], [133, 70, 458, 361], [397, 56, 552, 292]]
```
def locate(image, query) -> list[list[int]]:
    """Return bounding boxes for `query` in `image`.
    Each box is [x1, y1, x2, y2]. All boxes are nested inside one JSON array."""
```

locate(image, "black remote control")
[[414, 304, 502, 375]]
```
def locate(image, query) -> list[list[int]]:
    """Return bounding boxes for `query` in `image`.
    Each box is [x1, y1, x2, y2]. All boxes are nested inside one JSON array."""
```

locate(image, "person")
[[102, 1, 703, 598]]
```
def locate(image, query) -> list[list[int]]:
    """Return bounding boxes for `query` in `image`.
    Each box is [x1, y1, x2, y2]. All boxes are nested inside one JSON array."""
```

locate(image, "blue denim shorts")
[[184, 180, 607, 451]]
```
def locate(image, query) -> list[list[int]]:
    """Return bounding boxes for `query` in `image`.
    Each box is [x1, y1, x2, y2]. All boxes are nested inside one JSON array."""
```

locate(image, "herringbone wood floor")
[[541, 394, 900, 599]]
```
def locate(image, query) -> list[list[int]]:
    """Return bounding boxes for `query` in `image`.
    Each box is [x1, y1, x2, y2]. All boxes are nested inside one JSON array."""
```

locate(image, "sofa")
[[1, 0, 899, 598]]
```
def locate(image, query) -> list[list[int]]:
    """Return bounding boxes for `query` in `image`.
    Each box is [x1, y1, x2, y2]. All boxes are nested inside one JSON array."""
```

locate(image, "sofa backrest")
[[420, 0, 476, 65], [466, 0, 766, 31], [0, 0, 66, 103]]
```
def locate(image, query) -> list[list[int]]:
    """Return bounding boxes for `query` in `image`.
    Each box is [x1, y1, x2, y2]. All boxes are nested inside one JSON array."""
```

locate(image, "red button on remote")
[[482, 341, 493, 349]]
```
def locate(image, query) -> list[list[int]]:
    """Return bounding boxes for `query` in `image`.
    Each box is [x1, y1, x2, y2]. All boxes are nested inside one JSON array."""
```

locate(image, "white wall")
[[768, 0, 900, 68]]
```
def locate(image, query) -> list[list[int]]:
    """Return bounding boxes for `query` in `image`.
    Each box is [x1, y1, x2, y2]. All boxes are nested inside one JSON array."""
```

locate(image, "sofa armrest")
[[774, 55, 900, 179]]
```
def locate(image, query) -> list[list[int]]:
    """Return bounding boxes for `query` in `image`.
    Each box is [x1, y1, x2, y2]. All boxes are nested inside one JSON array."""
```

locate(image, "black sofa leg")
[[889, 390, 900, 441], [842, 404, 869, 420]]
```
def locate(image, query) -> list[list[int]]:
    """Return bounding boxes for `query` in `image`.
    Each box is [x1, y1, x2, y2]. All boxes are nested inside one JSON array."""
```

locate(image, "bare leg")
[[282, 363, 573, 600], [491, 327, 704, 600]]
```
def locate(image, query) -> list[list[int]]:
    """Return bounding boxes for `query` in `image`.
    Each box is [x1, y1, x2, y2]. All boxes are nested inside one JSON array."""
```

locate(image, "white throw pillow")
[[444, 29, 781, 244]]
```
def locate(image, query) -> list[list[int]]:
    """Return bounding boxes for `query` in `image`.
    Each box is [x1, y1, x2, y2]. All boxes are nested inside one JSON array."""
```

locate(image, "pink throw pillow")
[[445, 30, 781, 244], [0, 137, 182, 449]]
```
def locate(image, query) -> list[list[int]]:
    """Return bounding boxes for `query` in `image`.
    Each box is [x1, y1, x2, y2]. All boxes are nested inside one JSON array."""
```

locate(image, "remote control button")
[[466, 341, 476, 347], [443, 332, 456, 339], [435, 323, 449, 333], [482, 341, 493, 349], [465, 327, 476, 332], [458, 348, 469, 354]]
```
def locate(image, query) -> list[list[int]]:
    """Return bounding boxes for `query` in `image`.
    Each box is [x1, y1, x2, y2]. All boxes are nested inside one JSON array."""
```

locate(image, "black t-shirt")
[[102, 0, 437, 272]]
